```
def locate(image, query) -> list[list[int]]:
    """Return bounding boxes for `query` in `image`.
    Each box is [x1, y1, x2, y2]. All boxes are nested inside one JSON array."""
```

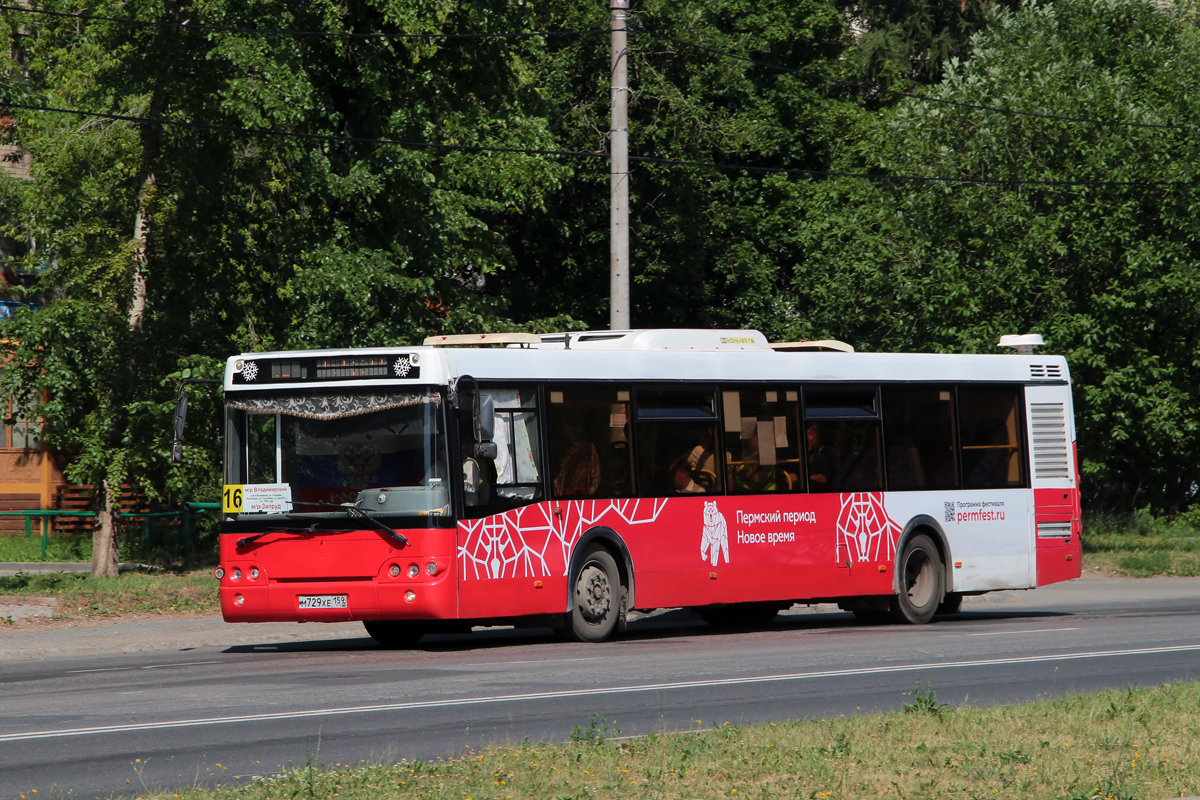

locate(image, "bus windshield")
[[224, 388, 448, 517]]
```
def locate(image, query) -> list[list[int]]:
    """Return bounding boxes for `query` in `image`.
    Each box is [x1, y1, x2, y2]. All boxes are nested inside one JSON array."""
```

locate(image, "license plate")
[[298, 594, 348, 610]]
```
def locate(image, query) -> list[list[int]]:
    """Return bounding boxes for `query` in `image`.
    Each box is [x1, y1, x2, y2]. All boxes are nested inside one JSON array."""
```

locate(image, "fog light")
[[407, 563, 420, 578], [404, 590, 416, 603], [235, 593, 245, 605], [214, 567, 225, 579], [426, 562, 438, 576], [389, 564, 401, 578], [232, 568, 242, 581], [249, 567, 260, 581]]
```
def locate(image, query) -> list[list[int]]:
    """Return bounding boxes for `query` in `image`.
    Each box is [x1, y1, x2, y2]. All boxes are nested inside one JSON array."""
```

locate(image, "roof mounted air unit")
[[770, 340, 855, 353], [423, 332, 541, 348], [998, 333, 1045, 355]]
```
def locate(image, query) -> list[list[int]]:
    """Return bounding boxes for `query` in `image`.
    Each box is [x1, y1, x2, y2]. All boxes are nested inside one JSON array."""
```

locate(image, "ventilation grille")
[[1029, 364, 1064, 380], [1031, 402, 1070, 479], [1037, 521, 1072, 538]]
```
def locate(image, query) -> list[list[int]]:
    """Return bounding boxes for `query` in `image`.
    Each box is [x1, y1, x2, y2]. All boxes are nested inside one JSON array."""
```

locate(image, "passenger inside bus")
[[668, 431, 719, 494], [806, 423, 837, 490]]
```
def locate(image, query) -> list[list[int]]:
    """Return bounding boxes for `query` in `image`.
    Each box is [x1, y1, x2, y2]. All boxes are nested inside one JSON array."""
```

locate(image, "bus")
[[214, 328, 1081, 645]]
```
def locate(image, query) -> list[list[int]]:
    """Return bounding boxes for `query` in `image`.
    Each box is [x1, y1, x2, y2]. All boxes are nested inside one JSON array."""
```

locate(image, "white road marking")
[[467, 657, 605, 668], [967, 627, 1079, 637], [142, 661, 220, 670], [66, 660, 219, 675], [9, 642, 1200, 743]]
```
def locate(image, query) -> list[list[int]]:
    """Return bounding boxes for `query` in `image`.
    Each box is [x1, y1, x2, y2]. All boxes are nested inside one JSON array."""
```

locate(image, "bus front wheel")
[[889, 534, 944, 625], [567, 546, 623, 642], [364, 620, 424, 648]]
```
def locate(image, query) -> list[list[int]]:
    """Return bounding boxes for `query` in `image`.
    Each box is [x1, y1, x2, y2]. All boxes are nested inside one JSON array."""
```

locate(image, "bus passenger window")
[[959, 386, 1026, 489], [722, 389, 802, 493], [546, 386, 635, 500], [882, 386, 959, 491], [635, 389, 723, 497], [803, 387, 882, 493]]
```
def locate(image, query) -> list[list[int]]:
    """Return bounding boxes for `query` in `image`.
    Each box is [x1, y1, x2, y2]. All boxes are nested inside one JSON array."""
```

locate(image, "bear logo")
[[700, 500, 729, 566]]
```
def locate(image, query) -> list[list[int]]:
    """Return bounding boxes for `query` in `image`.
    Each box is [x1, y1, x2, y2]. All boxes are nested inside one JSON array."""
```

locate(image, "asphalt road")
[[2, 574, 1199, 800]]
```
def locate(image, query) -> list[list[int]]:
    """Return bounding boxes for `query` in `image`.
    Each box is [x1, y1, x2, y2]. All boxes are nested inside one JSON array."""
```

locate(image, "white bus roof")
[[224, 329, 1068, 392]]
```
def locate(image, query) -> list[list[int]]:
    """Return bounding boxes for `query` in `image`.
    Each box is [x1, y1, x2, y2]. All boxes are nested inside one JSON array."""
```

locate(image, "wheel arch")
[[893, 515, 953, 595], [565, 526, 635, 613]]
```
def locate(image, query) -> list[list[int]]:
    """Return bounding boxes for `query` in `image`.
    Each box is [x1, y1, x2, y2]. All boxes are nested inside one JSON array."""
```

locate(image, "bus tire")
[[936, 592, 964, 616], [889, 534, 943, 625], [567, 546, 622, 642], [698, 602, 779, 629], [363, 620, 424, 648]]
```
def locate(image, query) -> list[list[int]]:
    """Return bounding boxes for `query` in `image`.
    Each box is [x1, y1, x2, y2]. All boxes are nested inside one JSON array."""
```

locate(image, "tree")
[[780, 0, 1200, 511], [0, 0, 578, 574]]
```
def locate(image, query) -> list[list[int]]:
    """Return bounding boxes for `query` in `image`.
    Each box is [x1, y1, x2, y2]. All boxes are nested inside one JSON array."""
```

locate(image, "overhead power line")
[[3, 102, 1159, 188], [0, 4, 606, 40], [637, 30, 1200, 134]]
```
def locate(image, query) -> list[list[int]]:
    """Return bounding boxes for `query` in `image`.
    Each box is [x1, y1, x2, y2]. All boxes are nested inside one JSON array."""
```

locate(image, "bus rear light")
[[407, 564, 420, 578], [405, 591, 416, 603], [389, 564, 401, 578], [426, 562, 438, 576], [249, 568, 260, 581], [232, 568, 242, 581], [235, 594, 245, 605], [214, 567, 225, 579]]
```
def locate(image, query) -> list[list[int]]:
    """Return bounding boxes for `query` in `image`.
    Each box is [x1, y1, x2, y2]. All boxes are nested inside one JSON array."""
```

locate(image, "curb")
[[0, 562, 147, 577]]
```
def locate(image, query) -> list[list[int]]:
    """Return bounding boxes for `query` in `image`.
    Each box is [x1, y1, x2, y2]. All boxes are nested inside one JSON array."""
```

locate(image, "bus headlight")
[[426, 562, 438, 576], [405, 591, 416, 603], [214, 567, 225, 579], [232, 568, 242, 581], [249, 567, 260, 581], [389, 564, 401, 578], [407, 563, 420, 578], [235, 594, 245, 605]]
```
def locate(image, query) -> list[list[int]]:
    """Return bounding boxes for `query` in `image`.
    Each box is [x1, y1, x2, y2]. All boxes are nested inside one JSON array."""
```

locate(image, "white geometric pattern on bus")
[[835, 492, 901, 563], [458, 499, 668, 580]]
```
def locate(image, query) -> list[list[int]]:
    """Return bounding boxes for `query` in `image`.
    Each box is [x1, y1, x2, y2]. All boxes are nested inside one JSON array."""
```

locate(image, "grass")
[[1082, 511, 1200, 577], [0, 570, 218, 618], [115, 681, 1200, 800], [0, 530, 91, 562]]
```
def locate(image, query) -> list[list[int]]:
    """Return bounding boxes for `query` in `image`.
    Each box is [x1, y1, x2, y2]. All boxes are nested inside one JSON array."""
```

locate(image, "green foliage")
[[784, 0, 1200, 512], [570, 713, 622, 745], [904, 683, 954, 718], [0, 0, 1199, 518]]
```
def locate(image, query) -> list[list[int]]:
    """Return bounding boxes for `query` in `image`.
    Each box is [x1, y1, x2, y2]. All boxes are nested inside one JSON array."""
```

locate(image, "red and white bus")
[[216, 329, 1081, 645]]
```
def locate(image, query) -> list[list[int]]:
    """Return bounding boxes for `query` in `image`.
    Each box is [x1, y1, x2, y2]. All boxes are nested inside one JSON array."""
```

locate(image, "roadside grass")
[[126, 682, 1200, 800], [0, 570, 217, 618], [0, 531, 91, 562], [1083, 511, 1200, 577]]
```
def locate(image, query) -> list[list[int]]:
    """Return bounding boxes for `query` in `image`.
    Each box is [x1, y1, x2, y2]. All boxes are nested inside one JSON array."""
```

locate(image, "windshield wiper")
[[290, 500, 409, 547], [236, 524, 317, 548]]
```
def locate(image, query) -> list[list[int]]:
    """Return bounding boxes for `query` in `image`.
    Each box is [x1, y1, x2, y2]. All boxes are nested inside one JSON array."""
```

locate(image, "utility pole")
[[609, 0, 630, 330]]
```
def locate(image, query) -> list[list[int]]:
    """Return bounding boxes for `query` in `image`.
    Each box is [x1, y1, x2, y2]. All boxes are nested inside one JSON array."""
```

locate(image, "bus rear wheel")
[[567, 546, 623, 643], [889, 534, 944, 625], [363, 620, 424, 648]]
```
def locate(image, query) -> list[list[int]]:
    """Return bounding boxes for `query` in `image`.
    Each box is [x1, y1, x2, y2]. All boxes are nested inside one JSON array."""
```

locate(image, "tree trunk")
[[91, 478, 120, 578], [89, 6, 182, 578]]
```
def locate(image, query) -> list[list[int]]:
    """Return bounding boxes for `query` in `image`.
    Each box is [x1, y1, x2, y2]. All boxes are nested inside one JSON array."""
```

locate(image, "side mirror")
[[475, 395, 495, 444], [171, 395, 188, 464]]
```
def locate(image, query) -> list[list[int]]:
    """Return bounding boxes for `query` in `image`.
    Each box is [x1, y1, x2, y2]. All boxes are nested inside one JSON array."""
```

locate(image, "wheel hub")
[[577, 565, 611, 623]]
